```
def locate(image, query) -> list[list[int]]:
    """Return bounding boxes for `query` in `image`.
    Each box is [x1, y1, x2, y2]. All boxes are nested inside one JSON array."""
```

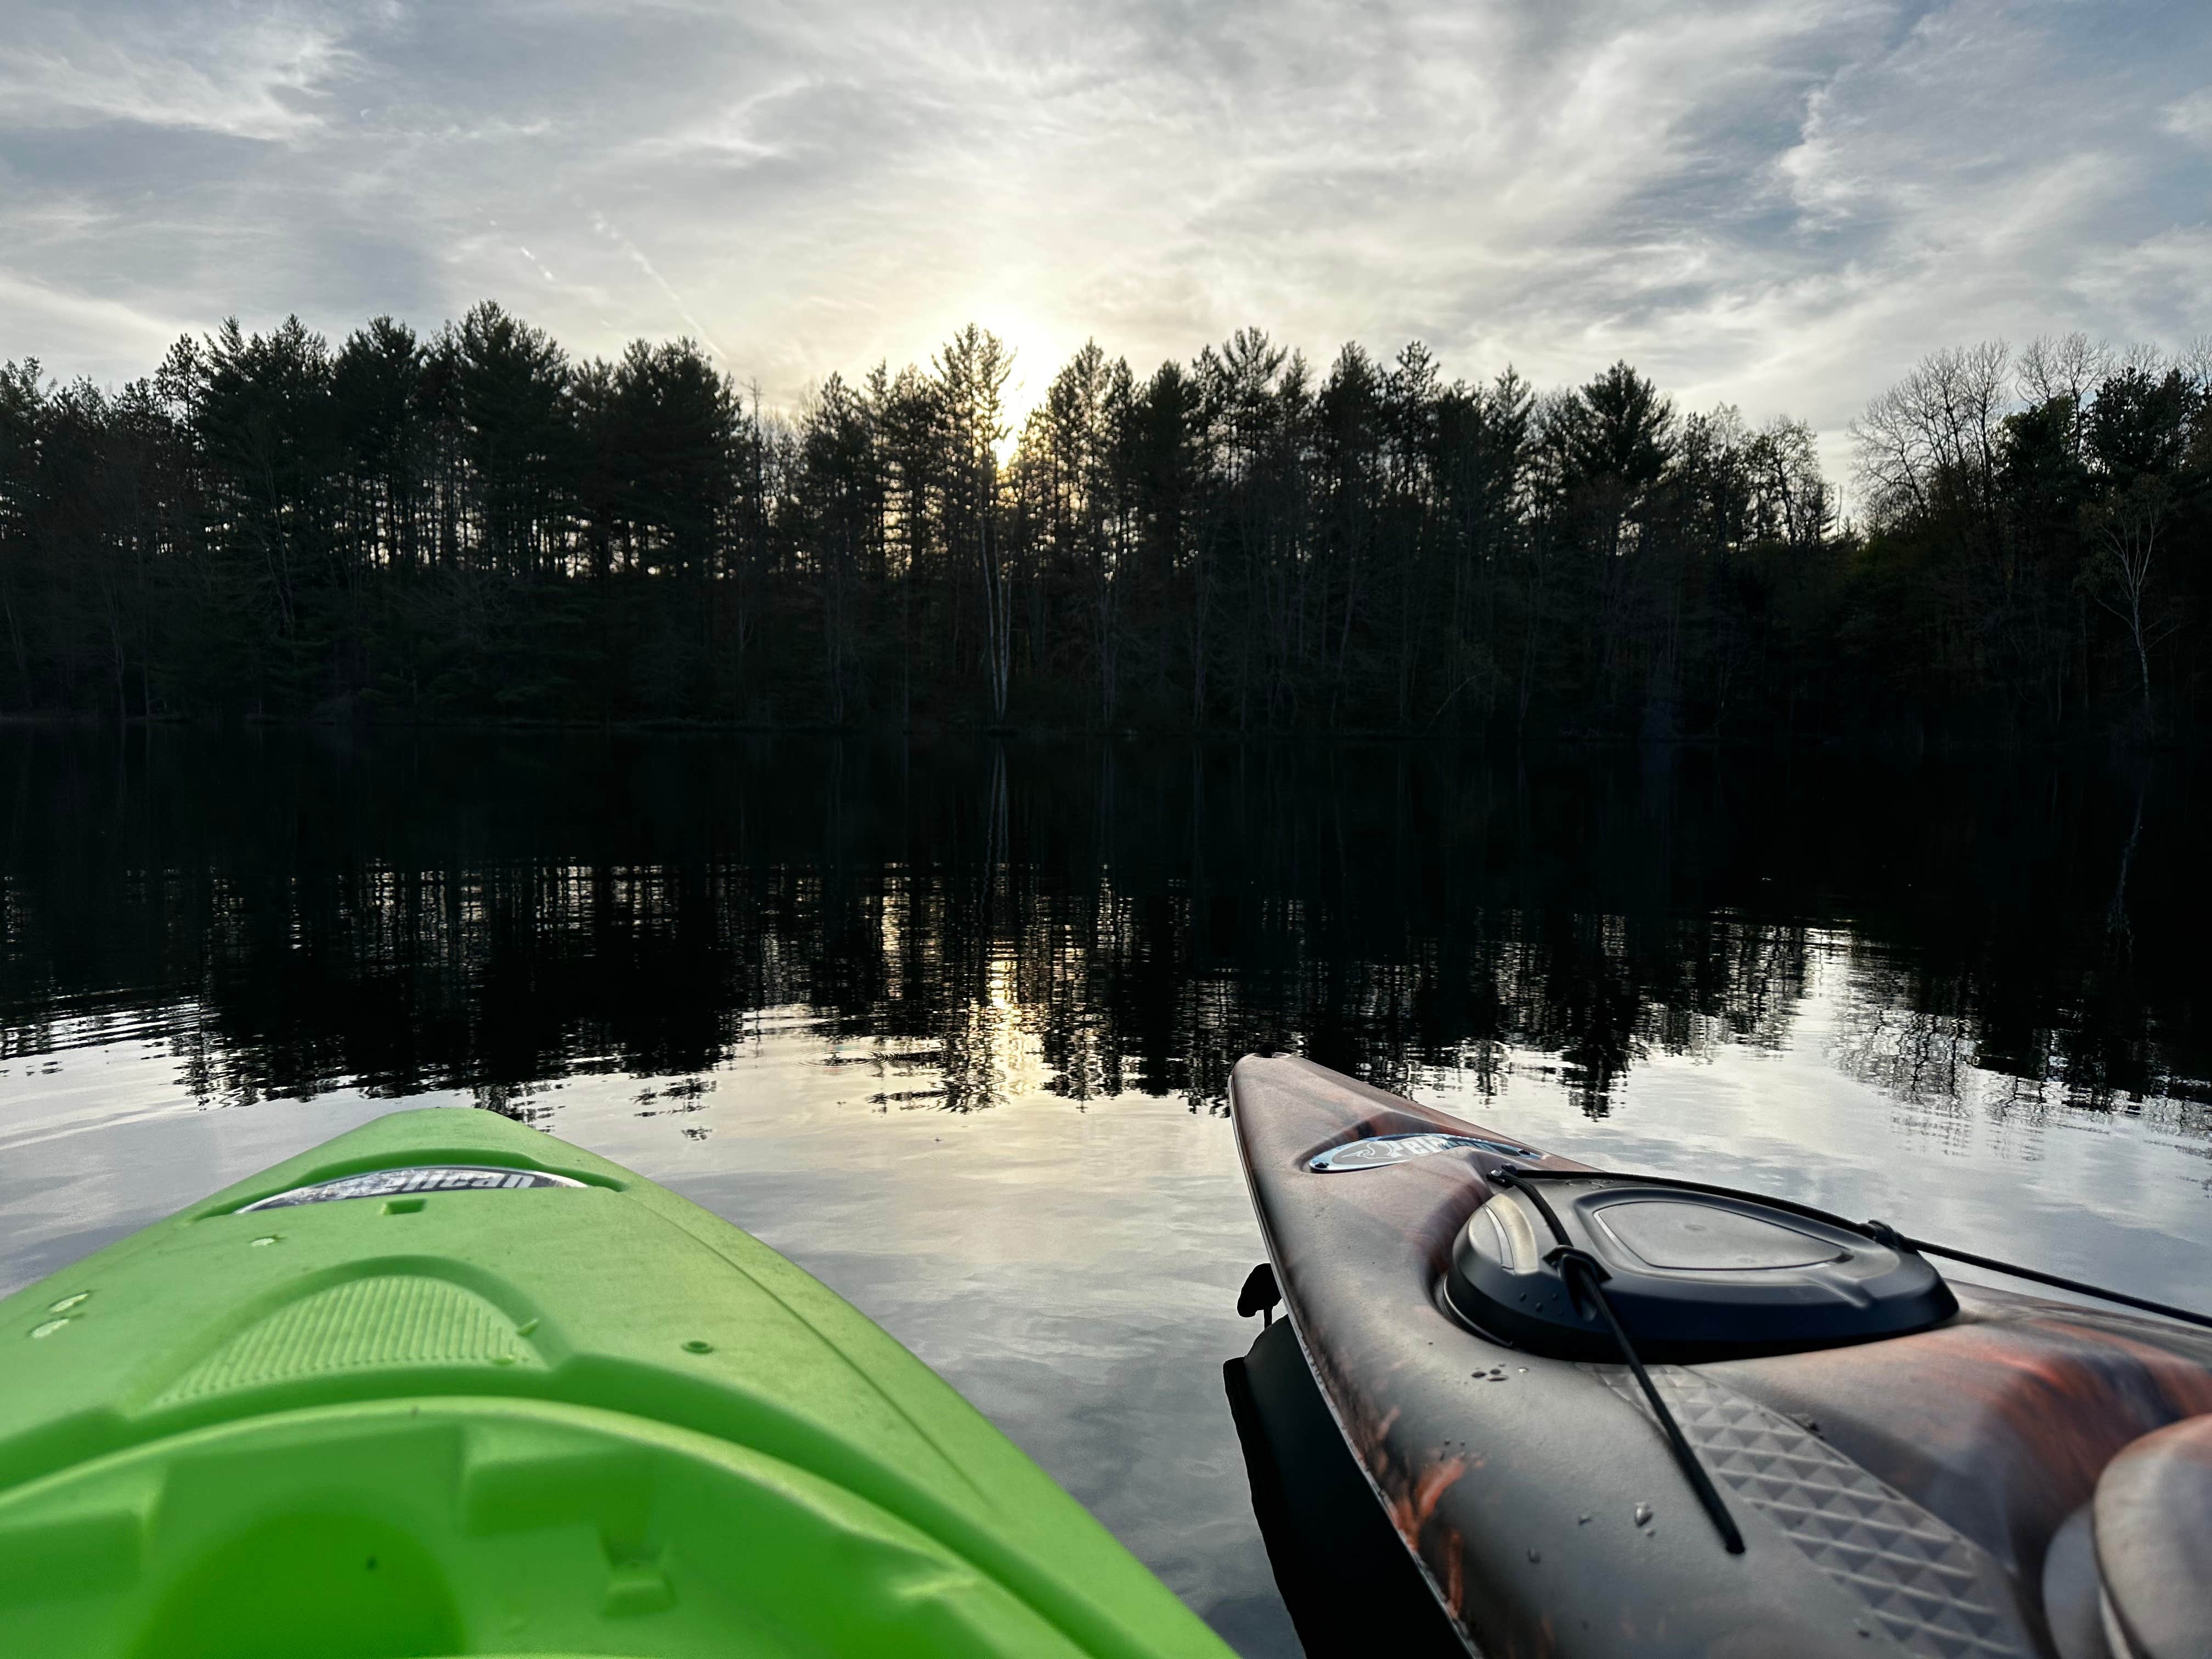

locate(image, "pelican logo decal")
[[240, 1165, 588, 1211], [1308, 1133, 1532, 1172]]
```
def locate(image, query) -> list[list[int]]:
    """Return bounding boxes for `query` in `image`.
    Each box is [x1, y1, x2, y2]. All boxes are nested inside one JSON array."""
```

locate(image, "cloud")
[[2164, 91, 2212, 146], [0, 268, 188, 376], [0, 6, 349, 142], [2069, 227, 2212, 338], [1, 0, 2207, 491]]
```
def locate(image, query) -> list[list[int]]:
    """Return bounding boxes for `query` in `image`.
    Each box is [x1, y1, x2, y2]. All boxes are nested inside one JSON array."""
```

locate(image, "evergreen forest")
[[1, 309, 2205, 742]]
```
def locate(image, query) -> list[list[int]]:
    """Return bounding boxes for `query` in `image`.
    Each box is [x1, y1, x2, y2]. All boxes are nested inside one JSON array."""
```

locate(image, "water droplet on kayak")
[[30, 1318, 67, 1339], [1634, 1503, 1653, 1526], [684, 1339, 713, 1354], [1578, 1514, 1591, 1525], [47, 1292, 89, 1313], [493, 1353, 515, 1367], [250, 1236, 278, 1247], [1527, 1547, 1541, 1563], [516, 1318, 539, 1337]]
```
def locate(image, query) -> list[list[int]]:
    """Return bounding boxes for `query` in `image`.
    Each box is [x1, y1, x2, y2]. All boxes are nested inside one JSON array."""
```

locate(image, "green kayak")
[[0, 1108, 1235, 1659]]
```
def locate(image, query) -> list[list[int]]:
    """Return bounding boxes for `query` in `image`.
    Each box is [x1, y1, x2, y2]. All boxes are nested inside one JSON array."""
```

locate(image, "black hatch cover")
[[1446, 1178, 1956, 1360]]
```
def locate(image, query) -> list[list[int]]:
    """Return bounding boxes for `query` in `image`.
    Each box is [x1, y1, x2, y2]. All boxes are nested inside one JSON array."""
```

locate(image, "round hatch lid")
[[1444, 1178, 1956, 1361]]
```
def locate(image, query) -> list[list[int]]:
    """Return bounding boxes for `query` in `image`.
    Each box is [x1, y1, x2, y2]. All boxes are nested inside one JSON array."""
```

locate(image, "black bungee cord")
[[1487, 1166, 1746, 1554]]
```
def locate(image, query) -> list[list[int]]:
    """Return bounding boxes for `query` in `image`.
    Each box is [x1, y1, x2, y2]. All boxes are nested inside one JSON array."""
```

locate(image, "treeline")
[[1, 308, 2205, 739]]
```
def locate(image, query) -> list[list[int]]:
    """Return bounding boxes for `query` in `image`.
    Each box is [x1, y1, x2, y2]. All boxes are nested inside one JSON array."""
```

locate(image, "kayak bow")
[[1, 1107, 1234, 1659], [1226, 1054, 2212, 1659]]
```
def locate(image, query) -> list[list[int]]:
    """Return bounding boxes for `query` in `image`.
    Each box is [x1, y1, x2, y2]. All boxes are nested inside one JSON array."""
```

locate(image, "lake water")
[[2, 731, 2207, 1656]]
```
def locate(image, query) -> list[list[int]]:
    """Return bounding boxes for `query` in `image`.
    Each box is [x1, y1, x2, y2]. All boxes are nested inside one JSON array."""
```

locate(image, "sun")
[[907, 306, 1066, 464], [978, 309, 1062, 461]]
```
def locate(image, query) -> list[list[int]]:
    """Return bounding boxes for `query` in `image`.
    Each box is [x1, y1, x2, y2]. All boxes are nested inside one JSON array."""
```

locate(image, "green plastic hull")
[[0, 1108, 1234, 1658]]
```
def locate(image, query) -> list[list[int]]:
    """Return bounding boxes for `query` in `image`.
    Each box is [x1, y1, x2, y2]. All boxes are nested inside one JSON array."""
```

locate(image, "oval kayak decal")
[[1308, 1132, 1530, 1172], [239, 1165, 588, 1211]]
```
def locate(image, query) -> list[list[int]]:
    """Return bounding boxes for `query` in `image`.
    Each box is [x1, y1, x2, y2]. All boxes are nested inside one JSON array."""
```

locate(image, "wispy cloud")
[[0, 8, 349, 142], [588, 212, 729, 364], [0, 268, 189, 373], [2164, 91, 2212, 145]]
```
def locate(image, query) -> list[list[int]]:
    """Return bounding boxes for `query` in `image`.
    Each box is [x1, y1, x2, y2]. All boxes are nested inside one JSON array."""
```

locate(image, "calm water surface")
[[3, 733, 2208, 1656]]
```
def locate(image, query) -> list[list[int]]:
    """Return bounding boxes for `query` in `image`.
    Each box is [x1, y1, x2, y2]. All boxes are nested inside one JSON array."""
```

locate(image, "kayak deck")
[[1, 1108, 1232, 1658], [1228, 1054, 2212, 1659]]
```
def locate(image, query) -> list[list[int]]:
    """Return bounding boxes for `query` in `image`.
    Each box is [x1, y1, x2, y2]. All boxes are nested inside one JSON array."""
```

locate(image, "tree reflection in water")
[[1, 732, 2203, 1136]]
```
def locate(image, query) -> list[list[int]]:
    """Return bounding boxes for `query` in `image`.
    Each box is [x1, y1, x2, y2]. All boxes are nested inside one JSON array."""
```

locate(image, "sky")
[[3, 0, 2208, 487]]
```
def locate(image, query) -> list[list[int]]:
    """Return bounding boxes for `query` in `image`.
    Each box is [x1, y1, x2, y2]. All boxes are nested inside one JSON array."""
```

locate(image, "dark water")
[[3, 731, 2209, 1654]]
